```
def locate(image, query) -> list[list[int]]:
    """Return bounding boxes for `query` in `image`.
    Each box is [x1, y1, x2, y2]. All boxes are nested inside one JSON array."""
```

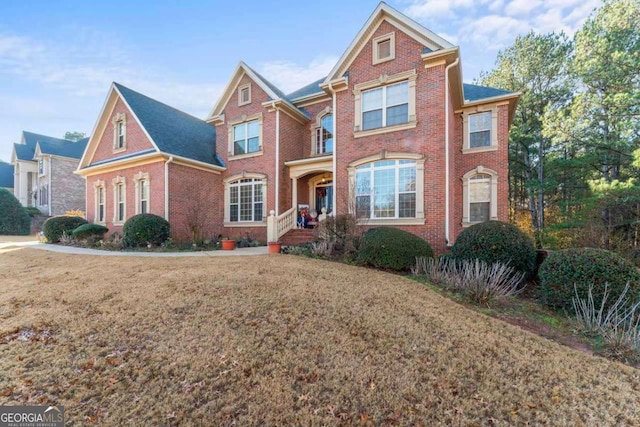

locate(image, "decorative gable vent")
[[373, 32, 395, 64], [238, 83, 251, 106]]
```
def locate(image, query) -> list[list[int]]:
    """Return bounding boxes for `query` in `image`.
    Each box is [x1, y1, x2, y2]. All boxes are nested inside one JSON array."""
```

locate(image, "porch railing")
[[267, 207, 296, 242]]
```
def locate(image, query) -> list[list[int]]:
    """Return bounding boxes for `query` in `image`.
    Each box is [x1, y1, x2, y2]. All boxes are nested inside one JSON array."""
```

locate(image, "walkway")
[[0, 239, 269, 257]]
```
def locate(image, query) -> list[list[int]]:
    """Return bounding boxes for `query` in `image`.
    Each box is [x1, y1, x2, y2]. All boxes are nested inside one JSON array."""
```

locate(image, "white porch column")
[[292, 177, 298, 211], [267, 210, 278, 242]]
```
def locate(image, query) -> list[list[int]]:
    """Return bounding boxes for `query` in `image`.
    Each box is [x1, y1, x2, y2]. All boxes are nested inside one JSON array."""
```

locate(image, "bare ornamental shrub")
[[414, 257, 525, 305], [314, 214, 364, 259], [310, 240, 334, 257], [58, 231, 76, 246], [573, 283, 640, 355]]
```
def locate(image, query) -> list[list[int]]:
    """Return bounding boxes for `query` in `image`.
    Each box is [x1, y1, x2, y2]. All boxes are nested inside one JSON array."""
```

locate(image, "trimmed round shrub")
[[72, 223, 109, 240], [538, 248, 640, 312], [42, 215, 87, 243], [123, 213, 170, 247], [0, 189, 31, 235], [357, 227, 434, 272], [450, 221, 536, 280]]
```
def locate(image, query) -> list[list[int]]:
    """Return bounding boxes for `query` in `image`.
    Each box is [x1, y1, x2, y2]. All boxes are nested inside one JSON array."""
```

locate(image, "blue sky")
[[0, 0, 601, 163]]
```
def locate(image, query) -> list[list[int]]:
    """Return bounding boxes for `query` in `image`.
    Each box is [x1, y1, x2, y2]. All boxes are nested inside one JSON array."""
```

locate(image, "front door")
[[315, 181, 333, 214]]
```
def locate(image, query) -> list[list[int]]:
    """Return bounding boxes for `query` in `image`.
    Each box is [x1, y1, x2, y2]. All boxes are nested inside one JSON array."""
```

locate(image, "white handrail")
[[267, 207, 297, 242]]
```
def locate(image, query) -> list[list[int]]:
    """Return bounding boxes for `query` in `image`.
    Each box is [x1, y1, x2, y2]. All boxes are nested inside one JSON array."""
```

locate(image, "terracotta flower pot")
[[268, 242, 282, 254], [221, 239, 236, 250]]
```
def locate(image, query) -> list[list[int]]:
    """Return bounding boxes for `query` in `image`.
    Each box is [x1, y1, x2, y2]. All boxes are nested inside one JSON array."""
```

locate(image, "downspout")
[[47, 157, 52, 216], [164, 156, 174, 220], [272, 101, 280, 216], [444, 58, 459, 246], [326, 82, 337, 216]]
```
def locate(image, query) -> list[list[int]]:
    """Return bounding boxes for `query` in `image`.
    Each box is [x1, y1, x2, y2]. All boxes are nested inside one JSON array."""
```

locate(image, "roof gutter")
[[445, 57, 459, 247], [326, 81, 337, 216], [272, 101, 280, 216]]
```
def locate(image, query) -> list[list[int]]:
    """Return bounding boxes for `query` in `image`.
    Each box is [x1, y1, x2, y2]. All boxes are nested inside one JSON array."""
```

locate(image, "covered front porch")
[[267, 155, 334, 242]]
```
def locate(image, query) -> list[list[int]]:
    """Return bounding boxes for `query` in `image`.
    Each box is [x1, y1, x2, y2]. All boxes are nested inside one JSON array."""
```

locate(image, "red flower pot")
[[268, 242, 282, 254], [221, 239, 236, 250]]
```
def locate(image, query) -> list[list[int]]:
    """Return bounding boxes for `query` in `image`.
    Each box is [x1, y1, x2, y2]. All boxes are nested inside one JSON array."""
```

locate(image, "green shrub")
[[357, 227, 434, 272], [538, 248, 640, 313], [450, 221, 537, 280], [42, 215, 88, 243], [123, 214, 170, 247], [72, 223, 109, 240], [0, 189, 31, 235], [24, 206, 43, 218]]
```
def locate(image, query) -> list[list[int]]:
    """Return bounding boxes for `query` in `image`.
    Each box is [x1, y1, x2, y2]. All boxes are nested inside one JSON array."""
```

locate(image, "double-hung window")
[[229, 178, 264, 222], [233, 120, 260, 155], [469, 174, 491, 223], [361, 81, 409, 131], [469, 112, 491, 148], [116, 121, 125, 149], [115, 182, 125, 223], [355, 160, 416, 219], [139, 180, 148, 214], [97, 186, 105, 222]]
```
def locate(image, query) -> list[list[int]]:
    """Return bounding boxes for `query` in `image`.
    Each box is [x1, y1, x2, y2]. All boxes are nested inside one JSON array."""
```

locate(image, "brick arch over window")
[[223, 172, 268, 226], [462, 166, 498, 226], [347, 151, 425, 225]]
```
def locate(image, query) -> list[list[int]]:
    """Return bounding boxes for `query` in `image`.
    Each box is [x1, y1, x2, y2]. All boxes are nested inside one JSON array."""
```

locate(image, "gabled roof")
[[13, 131, 80, 162], [114, 83, 223, 166], [207, 61, 309, 123], [463, 84, 514, 102], [0, 162, 14, 188], [287, 77, 326, 101], [36, 138, 88, 160], [324, 2, 454, 84]]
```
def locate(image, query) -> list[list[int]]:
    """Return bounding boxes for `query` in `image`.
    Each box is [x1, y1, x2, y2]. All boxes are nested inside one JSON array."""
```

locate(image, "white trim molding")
[[223, 172, 268, 226], [227, 112, 263, 158], [112, 175, 127, 225], [461, 105, 500, 154], [133, 171, 150, 214], [372, 32, 395, 65], [93, 179, 106, 224], [238, 83, 251, 106], [112, 112, 127, 153]]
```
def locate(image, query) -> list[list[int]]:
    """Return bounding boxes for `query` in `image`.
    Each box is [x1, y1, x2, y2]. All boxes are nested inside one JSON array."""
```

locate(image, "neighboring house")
[[0, 162, 14, 192], [77, 2, 519, 252], [11, 131, 88, 216]]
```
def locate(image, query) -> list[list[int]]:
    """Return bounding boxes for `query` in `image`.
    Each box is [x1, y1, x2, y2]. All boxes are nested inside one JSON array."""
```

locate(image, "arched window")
[[462, 167, 498, 225], [315, 114, 333, 155]]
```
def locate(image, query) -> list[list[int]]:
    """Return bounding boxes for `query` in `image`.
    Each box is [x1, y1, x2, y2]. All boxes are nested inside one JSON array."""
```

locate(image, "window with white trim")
[[315, 114, 333, 155], [229, 178, 264, 222], [462, 167, 498, 225], [355, 159, 416, 219], [469, 112, 491, 148], [373, 32, 395, 64], [113, 112, 127, 151], [362, 81, 409, 131], [112, 177, 126, 224], [94, 180, 106, 223], [134, 172, 150, 215], [233, 120, 260, 155], [39, 184, 48, 206]]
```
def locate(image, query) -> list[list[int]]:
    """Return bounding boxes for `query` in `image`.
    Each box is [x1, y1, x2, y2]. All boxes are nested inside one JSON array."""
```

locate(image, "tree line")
[[480, 0, 640, 262]]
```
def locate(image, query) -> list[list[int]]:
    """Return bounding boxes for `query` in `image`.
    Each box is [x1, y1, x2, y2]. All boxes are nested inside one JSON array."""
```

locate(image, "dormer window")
[[113, 112, 127, 151], [238, 83, 251, 106], [373, 32, 395, 64]]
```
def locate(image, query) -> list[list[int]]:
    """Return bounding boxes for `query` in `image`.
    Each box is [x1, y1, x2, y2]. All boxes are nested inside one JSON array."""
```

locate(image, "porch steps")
[[280, 228, 316, 246]]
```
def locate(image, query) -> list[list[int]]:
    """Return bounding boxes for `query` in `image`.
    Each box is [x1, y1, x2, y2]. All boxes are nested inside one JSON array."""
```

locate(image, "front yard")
[[0, 249, 638, 425]]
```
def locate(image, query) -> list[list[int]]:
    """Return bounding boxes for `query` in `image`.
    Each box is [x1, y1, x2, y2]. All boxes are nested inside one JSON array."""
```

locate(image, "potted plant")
[[268, 241, 282, 254], [221, 237, 236, 251]]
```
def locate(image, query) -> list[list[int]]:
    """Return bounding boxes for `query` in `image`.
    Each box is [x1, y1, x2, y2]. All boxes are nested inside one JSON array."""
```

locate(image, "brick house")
[[77, 3, 518, 253], [11, 131, 88, 216]]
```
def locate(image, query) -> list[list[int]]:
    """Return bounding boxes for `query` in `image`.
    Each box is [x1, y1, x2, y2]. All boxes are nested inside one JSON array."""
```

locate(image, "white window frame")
[[312, 108, 333, 156], [353, 69, 417, 138], [94, 180, 106, 224], [134, 172, 150, 214], [223, 173, 267, 227], [348, 152, 425, 225], [112, 176, 126, 225], [112, 112, 127, 152], [227, 113, 263, 160], [372, 32, 395, 64], [462, 166, 498, 226], [462, 106, 501, 153], [238, 83, 251, 106]]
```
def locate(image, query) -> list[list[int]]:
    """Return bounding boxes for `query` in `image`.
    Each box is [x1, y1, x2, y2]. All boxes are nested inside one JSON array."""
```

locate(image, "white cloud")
[[458, 15, 526, 50], [403, 0, 476, 21], [258, 56, 338, 94], [505, 0, 543, 16]]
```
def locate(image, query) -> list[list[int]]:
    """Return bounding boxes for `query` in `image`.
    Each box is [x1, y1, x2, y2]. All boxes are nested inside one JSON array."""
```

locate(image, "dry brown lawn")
[[0, 249, 639, 426]]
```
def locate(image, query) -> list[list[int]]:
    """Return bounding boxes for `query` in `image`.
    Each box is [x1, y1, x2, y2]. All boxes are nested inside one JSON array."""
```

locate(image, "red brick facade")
[[79, 5, 516, 252]]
